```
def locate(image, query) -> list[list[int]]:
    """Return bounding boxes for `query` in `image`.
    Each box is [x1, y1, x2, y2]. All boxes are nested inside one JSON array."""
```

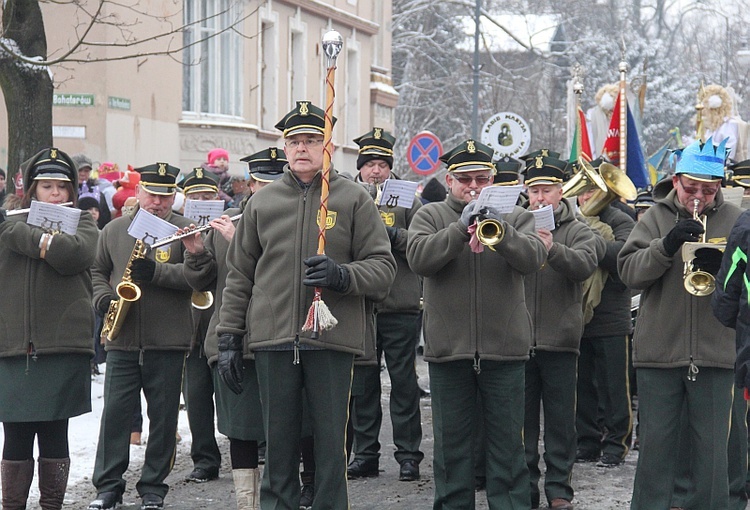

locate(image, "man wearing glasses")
[[619, 138, 743, 509], [407, 139, 546, 509], [216, 101, 396, 510]]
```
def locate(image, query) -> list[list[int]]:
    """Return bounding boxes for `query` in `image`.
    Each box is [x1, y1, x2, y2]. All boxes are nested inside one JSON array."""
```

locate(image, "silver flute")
[[6, 201, 73, 216], [149, 213, 242, 249]]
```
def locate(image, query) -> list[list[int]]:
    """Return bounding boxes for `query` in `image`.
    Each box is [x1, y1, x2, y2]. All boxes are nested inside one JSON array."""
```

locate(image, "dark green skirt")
[[212, 362, 264, 441], [0, 353, 91, 422]]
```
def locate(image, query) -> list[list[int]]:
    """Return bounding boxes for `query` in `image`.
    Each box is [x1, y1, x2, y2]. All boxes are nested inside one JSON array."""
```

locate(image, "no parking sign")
[[407, 131, 443, 176]]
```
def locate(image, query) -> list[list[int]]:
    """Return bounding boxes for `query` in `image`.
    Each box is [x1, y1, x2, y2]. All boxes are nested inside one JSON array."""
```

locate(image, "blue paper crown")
[[674, 136, 727, 179]]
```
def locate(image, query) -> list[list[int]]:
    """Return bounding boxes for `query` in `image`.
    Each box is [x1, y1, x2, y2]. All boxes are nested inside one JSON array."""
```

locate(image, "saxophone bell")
[[191, 291, 214, 310]]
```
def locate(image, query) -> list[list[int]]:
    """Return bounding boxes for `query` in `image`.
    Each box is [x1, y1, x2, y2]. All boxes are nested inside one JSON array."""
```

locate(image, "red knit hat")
[[208, 148, 229, 166]]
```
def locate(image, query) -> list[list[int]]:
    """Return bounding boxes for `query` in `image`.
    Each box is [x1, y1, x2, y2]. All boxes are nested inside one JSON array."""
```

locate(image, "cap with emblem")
[[24, 147, 78, 191], [439, 140, 495, 173], [275, 101, 336, 138], [354, 127, 396, 170], [729, 159, 750, 188], [135, 162, 181, 195], [522, 150, 567, 186], [241, 147, 287, 183], [634, 188, 655, 209], [182, 167, 220, 195], [493, 156, 523, 185], [674, 136, 727, 182]]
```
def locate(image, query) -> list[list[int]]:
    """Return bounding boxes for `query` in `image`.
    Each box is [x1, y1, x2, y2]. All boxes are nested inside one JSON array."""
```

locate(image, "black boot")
[[1, 458, 35, 510], [299, 470, 315, 510]]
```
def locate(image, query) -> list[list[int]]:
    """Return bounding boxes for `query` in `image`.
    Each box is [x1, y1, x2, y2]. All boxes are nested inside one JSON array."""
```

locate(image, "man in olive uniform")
[[216, 101, 396, 510], [521, 153, 602, 510], [89, 163, 208, 510], [407, 139, 546, 509], [619, 138, 742, 509], [181, 168, 223, 484], [347, 127, 424, 482]]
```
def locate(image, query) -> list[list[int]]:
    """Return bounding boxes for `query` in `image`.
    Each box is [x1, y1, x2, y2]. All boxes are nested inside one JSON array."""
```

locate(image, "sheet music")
[[530, 204, 556, 231], [472, 184, 524, 214], [183, 199, 225, 225], [27, 202, 81, 235], [127, 209, 179, 246], [378, 179, 419, 209]]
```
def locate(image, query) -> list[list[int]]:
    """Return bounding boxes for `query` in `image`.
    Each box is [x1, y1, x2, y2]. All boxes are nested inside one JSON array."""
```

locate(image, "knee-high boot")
[[232, 468, 260, 510], [37, 457, 70, 510], [1, 458, 35, 510]]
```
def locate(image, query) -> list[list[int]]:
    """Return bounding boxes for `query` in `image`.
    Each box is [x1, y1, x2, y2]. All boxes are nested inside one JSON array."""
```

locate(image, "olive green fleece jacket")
[[0, 212, 98, 358], [407, 193, 547, 363], [92, 207, 205, 351], [523, 197, 601, 354], [216, 168, 397, 355], [618, 189, 741, 369]]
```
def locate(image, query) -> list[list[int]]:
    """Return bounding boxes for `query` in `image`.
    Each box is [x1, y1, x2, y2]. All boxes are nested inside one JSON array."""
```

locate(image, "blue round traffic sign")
[[407, 131, 443, 175]]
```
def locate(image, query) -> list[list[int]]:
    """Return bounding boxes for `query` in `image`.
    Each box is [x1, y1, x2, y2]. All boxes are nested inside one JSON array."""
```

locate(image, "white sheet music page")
[[183, 199, 225, 226], [378, 179, 419, 209], [27, 202, 81, 235], [472, 184, 524, 214], [127, 209, 179, 246], [530, 204, 556, 231]]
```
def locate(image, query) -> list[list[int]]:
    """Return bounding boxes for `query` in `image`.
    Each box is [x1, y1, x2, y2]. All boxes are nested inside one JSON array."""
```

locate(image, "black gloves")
[[0, 209, 5, 224], [662, 219, 704, 257], [385, 226, 400, 245], [458, 202, 477, 229], [303, 255, 350, 293], [218, 333, 244, 395], [97, 297, 114, 317], [130, 258, 156, 283], [477, 206, 502, 222], [693, 247, 724, 276]]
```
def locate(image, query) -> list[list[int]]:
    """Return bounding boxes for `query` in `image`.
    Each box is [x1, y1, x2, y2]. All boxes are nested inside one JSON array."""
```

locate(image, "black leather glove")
[[693, 247, 724, 275], [385, 226, 400, 244], [217, 333, 244, 395], [477, 206, 502, 222], [130, 258, 156, 283], [0, 209, 5, 224], [662, 219, 704, 257], [458, 202, 477, 229], [303, 255, 350, 293], [97, 297, 115, 317]]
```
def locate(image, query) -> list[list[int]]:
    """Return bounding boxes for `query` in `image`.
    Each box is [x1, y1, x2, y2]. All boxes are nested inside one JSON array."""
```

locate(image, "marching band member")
[[89, 163, 204, 510], [0, 148, 98, 510], [619, 138, 742, 509], [216, 101, 396, 510], [407, 139, 546, 509]]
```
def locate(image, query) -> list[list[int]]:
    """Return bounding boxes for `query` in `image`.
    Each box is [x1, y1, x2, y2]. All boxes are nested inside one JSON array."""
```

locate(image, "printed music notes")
[[183, 199, 225, 226], [378, 180, 419, 209], [472, 184, 524, 214], [27, 202, 81, 235], [127, 209, 179, 246], [530, 204, 555, 231]]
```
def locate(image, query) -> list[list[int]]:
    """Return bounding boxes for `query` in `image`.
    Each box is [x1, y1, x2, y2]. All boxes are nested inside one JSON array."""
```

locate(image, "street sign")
[[407, 131, 443, 175], [481, 112, 531, 159]]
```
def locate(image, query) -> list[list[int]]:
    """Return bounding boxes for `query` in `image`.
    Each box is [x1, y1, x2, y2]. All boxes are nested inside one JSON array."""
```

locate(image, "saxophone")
[[101, 239, 147, 342]]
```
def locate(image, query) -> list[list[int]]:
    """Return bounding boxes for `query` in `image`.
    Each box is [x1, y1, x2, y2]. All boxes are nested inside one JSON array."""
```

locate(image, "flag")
[[647, 139, 672, 185], [601, 92, 649, 189], [569, 106, 593, 163]]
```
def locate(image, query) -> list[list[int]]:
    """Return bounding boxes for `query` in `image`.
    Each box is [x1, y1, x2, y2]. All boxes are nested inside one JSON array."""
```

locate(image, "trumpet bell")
[[476, 218, 505, 251], [191, 291, 214, 310], [684, 271, 716, 296]]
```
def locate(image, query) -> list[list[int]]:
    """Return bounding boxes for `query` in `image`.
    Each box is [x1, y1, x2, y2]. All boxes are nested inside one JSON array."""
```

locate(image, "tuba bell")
[[579, 162, 638, 216], [562, 158, 608, 198]]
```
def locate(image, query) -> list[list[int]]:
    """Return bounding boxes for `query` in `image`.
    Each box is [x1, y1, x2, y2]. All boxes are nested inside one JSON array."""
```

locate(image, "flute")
[[6, 202, 74, 216], [149, 213, 242, 249]]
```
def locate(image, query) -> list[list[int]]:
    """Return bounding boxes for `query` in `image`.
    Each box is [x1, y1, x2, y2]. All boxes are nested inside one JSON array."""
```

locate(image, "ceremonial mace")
[[302, 30, 343, 339]]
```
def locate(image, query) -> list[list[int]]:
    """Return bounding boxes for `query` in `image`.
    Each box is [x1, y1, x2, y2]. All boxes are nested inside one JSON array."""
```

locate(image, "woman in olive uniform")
[[0, 148, 99, 510]]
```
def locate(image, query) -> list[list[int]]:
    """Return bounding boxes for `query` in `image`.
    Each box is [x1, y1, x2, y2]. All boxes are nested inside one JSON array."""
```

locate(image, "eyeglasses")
[[452, 175, 492, 185], [285, 138, 324, 149], [678, 177, 719, 197]]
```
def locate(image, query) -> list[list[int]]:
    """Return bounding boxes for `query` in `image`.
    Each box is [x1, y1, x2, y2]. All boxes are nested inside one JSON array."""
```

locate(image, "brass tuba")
[[562, 158, 607, 198], [101, 240, 147, 342], [579, 162, 638, 216], [682, 199, 725, 296]]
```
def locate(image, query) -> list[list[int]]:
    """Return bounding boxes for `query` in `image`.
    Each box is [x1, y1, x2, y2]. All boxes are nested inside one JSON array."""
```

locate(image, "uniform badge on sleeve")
[[155, 248, 171, 263]]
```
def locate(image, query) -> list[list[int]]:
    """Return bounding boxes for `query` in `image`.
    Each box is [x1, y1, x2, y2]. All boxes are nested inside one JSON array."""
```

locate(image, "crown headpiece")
[[674, 136, 727, 179]]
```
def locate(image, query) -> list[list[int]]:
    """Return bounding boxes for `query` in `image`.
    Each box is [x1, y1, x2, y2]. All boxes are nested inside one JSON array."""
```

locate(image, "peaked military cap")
[[135, 162, 181, 195], [275, 101, 336, 138], [522, 150, 567, 186], [493, 156, 522, 185], [183, 167, 220, 195], [241, 147, 287, 183], [634, 187, 656, 209], [439, 140, 495, 173], [728, 159, 750, 188], [354, 127, 395, 170], [24, 148, 78, 192], [521, 149, 561, 162]]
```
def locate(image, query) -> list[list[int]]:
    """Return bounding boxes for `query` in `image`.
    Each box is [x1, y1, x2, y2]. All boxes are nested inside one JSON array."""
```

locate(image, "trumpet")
[[682, 199, 725, 296], [474, 207, 505, 251], [149, 214, 242, 249]]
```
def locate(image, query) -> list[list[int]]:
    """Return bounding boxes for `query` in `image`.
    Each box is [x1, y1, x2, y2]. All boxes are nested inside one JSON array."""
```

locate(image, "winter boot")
[[299, 471, 315, 510], [1, 458, 35, 510], [37, 457, 70, 510], [232, 468, 260, 510]]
